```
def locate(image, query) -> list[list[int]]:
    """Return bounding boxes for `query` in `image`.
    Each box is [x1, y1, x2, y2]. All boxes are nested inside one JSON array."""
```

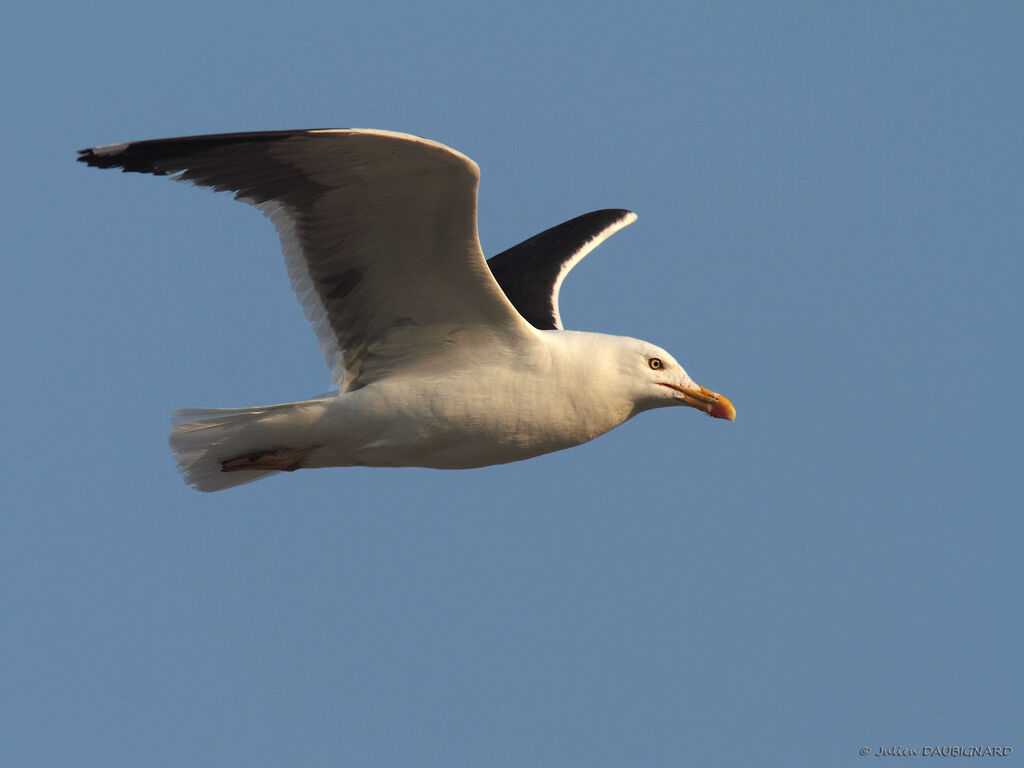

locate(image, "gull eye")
[[648, 357, 663, 370]]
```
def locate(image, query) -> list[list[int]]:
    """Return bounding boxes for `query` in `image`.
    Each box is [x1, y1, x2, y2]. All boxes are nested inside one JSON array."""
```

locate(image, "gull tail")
[[169, 402, 320, 492]]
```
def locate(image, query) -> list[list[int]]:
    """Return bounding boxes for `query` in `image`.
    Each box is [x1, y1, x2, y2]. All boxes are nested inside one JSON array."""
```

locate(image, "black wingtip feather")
[[75, 129, 330, 173]]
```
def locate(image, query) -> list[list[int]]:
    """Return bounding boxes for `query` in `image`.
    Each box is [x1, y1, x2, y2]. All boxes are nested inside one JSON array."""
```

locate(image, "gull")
[[78, 129, 735, 492]]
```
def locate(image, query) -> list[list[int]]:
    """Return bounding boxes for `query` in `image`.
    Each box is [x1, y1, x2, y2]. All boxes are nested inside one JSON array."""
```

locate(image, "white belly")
[[303, 366, 633, 470]]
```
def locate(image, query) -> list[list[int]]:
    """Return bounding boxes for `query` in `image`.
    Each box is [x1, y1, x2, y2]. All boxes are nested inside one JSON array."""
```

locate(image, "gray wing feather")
[[79, 129, 532, 390]]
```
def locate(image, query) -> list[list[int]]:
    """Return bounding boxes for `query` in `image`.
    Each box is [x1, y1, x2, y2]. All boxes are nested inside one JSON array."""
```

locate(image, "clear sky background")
[[3, 2, 1021, 766]]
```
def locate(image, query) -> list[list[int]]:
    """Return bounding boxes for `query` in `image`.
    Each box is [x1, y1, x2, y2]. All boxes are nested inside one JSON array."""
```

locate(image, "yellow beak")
[[660, 383, 736, 421]]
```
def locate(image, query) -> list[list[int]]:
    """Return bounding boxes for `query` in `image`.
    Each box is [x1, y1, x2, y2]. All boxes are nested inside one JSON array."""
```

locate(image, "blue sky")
[[3, 2, 1021, 766]]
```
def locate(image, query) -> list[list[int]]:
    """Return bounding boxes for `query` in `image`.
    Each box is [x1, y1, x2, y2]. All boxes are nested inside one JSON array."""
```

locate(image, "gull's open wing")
[[486, 209, 636, 330], [78, 129, 535, 390]]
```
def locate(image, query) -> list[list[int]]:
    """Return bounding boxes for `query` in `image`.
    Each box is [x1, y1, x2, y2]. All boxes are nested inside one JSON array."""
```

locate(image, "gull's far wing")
[[78, 129, 534, 390], [486, 209, 637, 330]]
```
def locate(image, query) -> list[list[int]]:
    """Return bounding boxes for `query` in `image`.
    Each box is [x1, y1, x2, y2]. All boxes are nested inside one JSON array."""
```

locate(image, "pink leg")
[[221, 447, 314, 473]]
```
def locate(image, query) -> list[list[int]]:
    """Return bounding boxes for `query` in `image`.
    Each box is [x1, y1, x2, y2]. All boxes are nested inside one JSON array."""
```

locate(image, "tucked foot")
[[221, 448, 313, 473]]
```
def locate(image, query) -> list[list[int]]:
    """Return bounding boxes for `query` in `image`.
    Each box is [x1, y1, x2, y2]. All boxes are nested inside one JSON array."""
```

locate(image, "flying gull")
[[78, 129, 735, 492]]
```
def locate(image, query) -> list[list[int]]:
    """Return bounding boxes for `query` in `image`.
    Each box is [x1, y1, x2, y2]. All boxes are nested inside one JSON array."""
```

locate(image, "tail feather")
[[169, 404, 301, 492]]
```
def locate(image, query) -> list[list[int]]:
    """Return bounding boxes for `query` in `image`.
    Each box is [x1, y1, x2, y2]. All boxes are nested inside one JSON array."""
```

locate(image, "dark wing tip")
[[75, 129, 329, 173], [77, 143, 164, 173]]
